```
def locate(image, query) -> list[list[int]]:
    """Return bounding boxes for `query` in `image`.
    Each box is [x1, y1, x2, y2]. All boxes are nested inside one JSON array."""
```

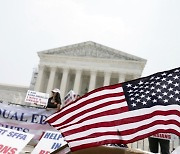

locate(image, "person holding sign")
[[47, 88, 61, 111]]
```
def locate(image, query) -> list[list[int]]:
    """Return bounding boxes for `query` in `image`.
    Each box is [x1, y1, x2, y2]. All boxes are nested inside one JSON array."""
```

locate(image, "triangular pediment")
[[39, 41, 146, 62]]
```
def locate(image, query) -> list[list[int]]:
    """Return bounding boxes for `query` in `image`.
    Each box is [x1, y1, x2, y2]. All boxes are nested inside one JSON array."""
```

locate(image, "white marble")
[[34, 41, 147, 98]]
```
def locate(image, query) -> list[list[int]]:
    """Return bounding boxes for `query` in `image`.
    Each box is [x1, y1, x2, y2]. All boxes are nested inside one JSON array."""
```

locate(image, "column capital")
[[133, 74, 140, 79], [89, 70, 97, 74], [39, 64, 46, 70], [50, 66, 57, 71], [76, 68, 83, 72], [62, 67, 70, 72], [104, 71, 112, 76]]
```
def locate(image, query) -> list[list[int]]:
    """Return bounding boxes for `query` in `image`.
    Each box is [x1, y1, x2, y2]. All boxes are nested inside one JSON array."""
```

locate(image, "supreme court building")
[[33, 41, 147, 102], [0, 41, 146, 105]]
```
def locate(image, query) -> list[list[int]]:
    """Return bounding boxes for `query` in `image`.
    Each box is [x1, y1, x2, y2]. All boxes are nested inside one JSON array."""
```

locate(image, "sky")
[[0, 0, 180, 87]]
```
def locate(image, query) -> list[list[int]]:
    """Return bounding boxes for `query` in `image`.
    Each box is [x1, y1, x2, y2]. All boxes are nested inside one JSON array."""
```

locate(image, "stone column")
[[60, 68, 69, 99], [34, 65, 45, 92], [133, 74, 140, 80], [46, 67, 57, 94], [118, 74, 125, 83], [73, 69, 82, 94], [103, 72, 111, 86], [88, 70, 97, 92]]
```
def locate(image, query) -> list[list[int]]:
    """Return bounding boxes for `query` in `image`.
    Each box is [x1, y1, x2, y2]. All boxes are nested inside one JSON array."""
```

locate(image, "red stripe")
[[63, 83, 122, 110], [53, 99, 128, 128], [65, 119, 180, 143], [70, 129, 180, 152], [60, 109, 180, 134], [47, 91, 124, 124]]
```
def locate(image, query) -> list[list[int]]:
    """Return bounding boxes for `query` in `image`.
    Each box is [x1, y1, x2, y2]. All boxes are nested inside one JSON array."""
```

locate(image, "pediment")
[[39, 41, 146, 62]]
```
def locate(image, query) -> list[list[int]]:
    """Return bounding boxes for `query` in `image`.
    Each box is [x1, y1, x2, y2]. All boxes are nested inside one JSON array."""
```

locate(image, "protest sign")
[[0, 101, 57, 146], [25, 90, 49, 107], [32, 130, 67, 154], [0, 126, 34, 154], [63, 90, 76, 106], [151, 133, 178, 141]]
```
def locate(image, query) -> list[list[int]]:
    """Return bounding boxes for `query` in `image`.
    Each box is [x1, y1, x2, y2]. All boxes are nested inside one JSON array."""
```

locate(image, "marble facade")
[[33, 41, 147, 101]]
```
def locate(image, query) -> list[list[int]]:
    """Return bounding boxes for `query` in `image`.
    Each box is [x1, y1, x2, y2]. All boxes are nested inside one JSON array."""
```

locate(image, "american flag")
[[46, 67, 180, 151]]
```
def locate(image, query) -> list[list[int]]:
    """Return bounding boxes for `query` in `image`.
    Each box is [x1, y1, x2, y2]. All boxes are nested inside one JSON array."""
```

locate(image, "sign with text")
[[25, 90, 49, 107], [0, 101, 57, 146], [0, 126, 34, 154], [63, 90, 76, 106], [32, 131, 67, 154], [151, 133, 178, 140]]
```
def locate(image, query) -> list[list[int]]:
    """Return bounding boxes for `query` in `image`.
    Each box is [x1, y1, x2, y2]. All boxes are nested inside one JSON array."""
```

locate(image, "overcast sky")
[[0, 0, 180, 86]]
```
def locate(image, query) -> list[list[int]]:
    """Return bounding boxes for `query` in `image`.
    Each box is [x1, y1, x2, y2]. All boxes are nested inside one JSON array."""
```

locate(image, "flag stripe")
[[61, 105, 180, 150], [70, 128, 180, 151], [46, 84, 123, 123], [63, 114, 180, 140], [62, 110, 180, 141], [71, 129, 180, 151], [60, 105, 180, 132], [69, 125, 180, 146], [53, 101, 128, 128]]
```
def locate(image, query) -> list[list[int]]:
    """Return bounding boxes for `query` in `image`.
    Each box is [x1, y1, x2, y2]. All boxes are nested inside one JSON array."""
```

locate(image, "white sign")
[[25, 90, 49, 107], [0, 126, 34, 154], [32, 130, 67, 154], [63, 90, 76, 106], [151, 133, 178, 141], [0, 102, 57, 146]]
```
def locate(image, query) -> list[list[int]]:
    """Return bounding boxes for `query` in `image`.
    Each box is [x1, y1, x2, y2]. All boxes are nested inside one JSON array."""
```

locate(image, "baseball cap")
[[51, 88, 60, 94]]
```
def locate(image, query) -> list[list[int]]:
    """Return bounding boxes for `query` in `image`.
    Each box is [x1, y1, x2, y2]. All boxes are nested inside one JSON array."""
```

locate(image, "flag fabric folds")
[[46, 67, 180, 151]]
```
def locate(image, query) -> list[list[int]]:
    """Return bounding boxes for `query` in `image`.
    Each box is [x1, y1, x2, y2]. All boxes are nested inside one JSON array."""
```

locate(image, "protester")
[[46, 88, 61, 110], [148, 136, 170, 154]]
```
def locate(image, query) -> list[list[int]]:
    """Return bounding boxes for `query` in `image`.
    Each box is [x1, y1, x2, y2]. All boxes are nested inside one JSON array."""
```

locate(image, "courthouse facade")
[[0, 41, 146, 105], [0, 41, 149, 153], [33, 41, 147, 102]]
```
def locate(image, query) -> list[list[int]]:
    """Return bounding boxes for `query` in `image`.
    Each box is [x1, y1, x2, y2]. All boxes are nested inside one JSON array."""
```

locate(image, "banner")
[[151, 133, 178, 141], [0, 126, 34, 154], [0, 102, 57, 146], [32, 130, 67, 154], [25, 90, 49, 107]]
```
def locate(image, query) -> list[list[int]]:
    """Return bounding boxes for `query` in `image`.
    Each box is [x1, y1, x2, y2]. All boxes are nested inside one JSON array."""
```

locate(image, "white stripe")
[[119, 123, 180, 141], [46, 86, 123, 121], [59, 104, 180, 131], [64, 86, 123, 112], [59, 101, 126, 127], [68, 124, 180, 148], [63, 114, 180, 141], [51, 96, 127, 125]]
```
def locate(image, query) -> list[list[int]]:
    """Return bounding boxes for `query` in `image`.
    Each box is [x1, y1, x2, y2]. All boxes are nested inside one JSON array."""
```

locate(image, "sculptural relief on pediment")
[[40, 41, 145, 61]]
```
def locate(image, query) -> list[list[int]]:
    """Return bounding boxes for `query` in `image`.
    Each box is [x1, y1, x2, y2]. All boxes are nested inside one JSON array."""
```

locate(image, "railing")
[[128, 138, 180, 153]]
